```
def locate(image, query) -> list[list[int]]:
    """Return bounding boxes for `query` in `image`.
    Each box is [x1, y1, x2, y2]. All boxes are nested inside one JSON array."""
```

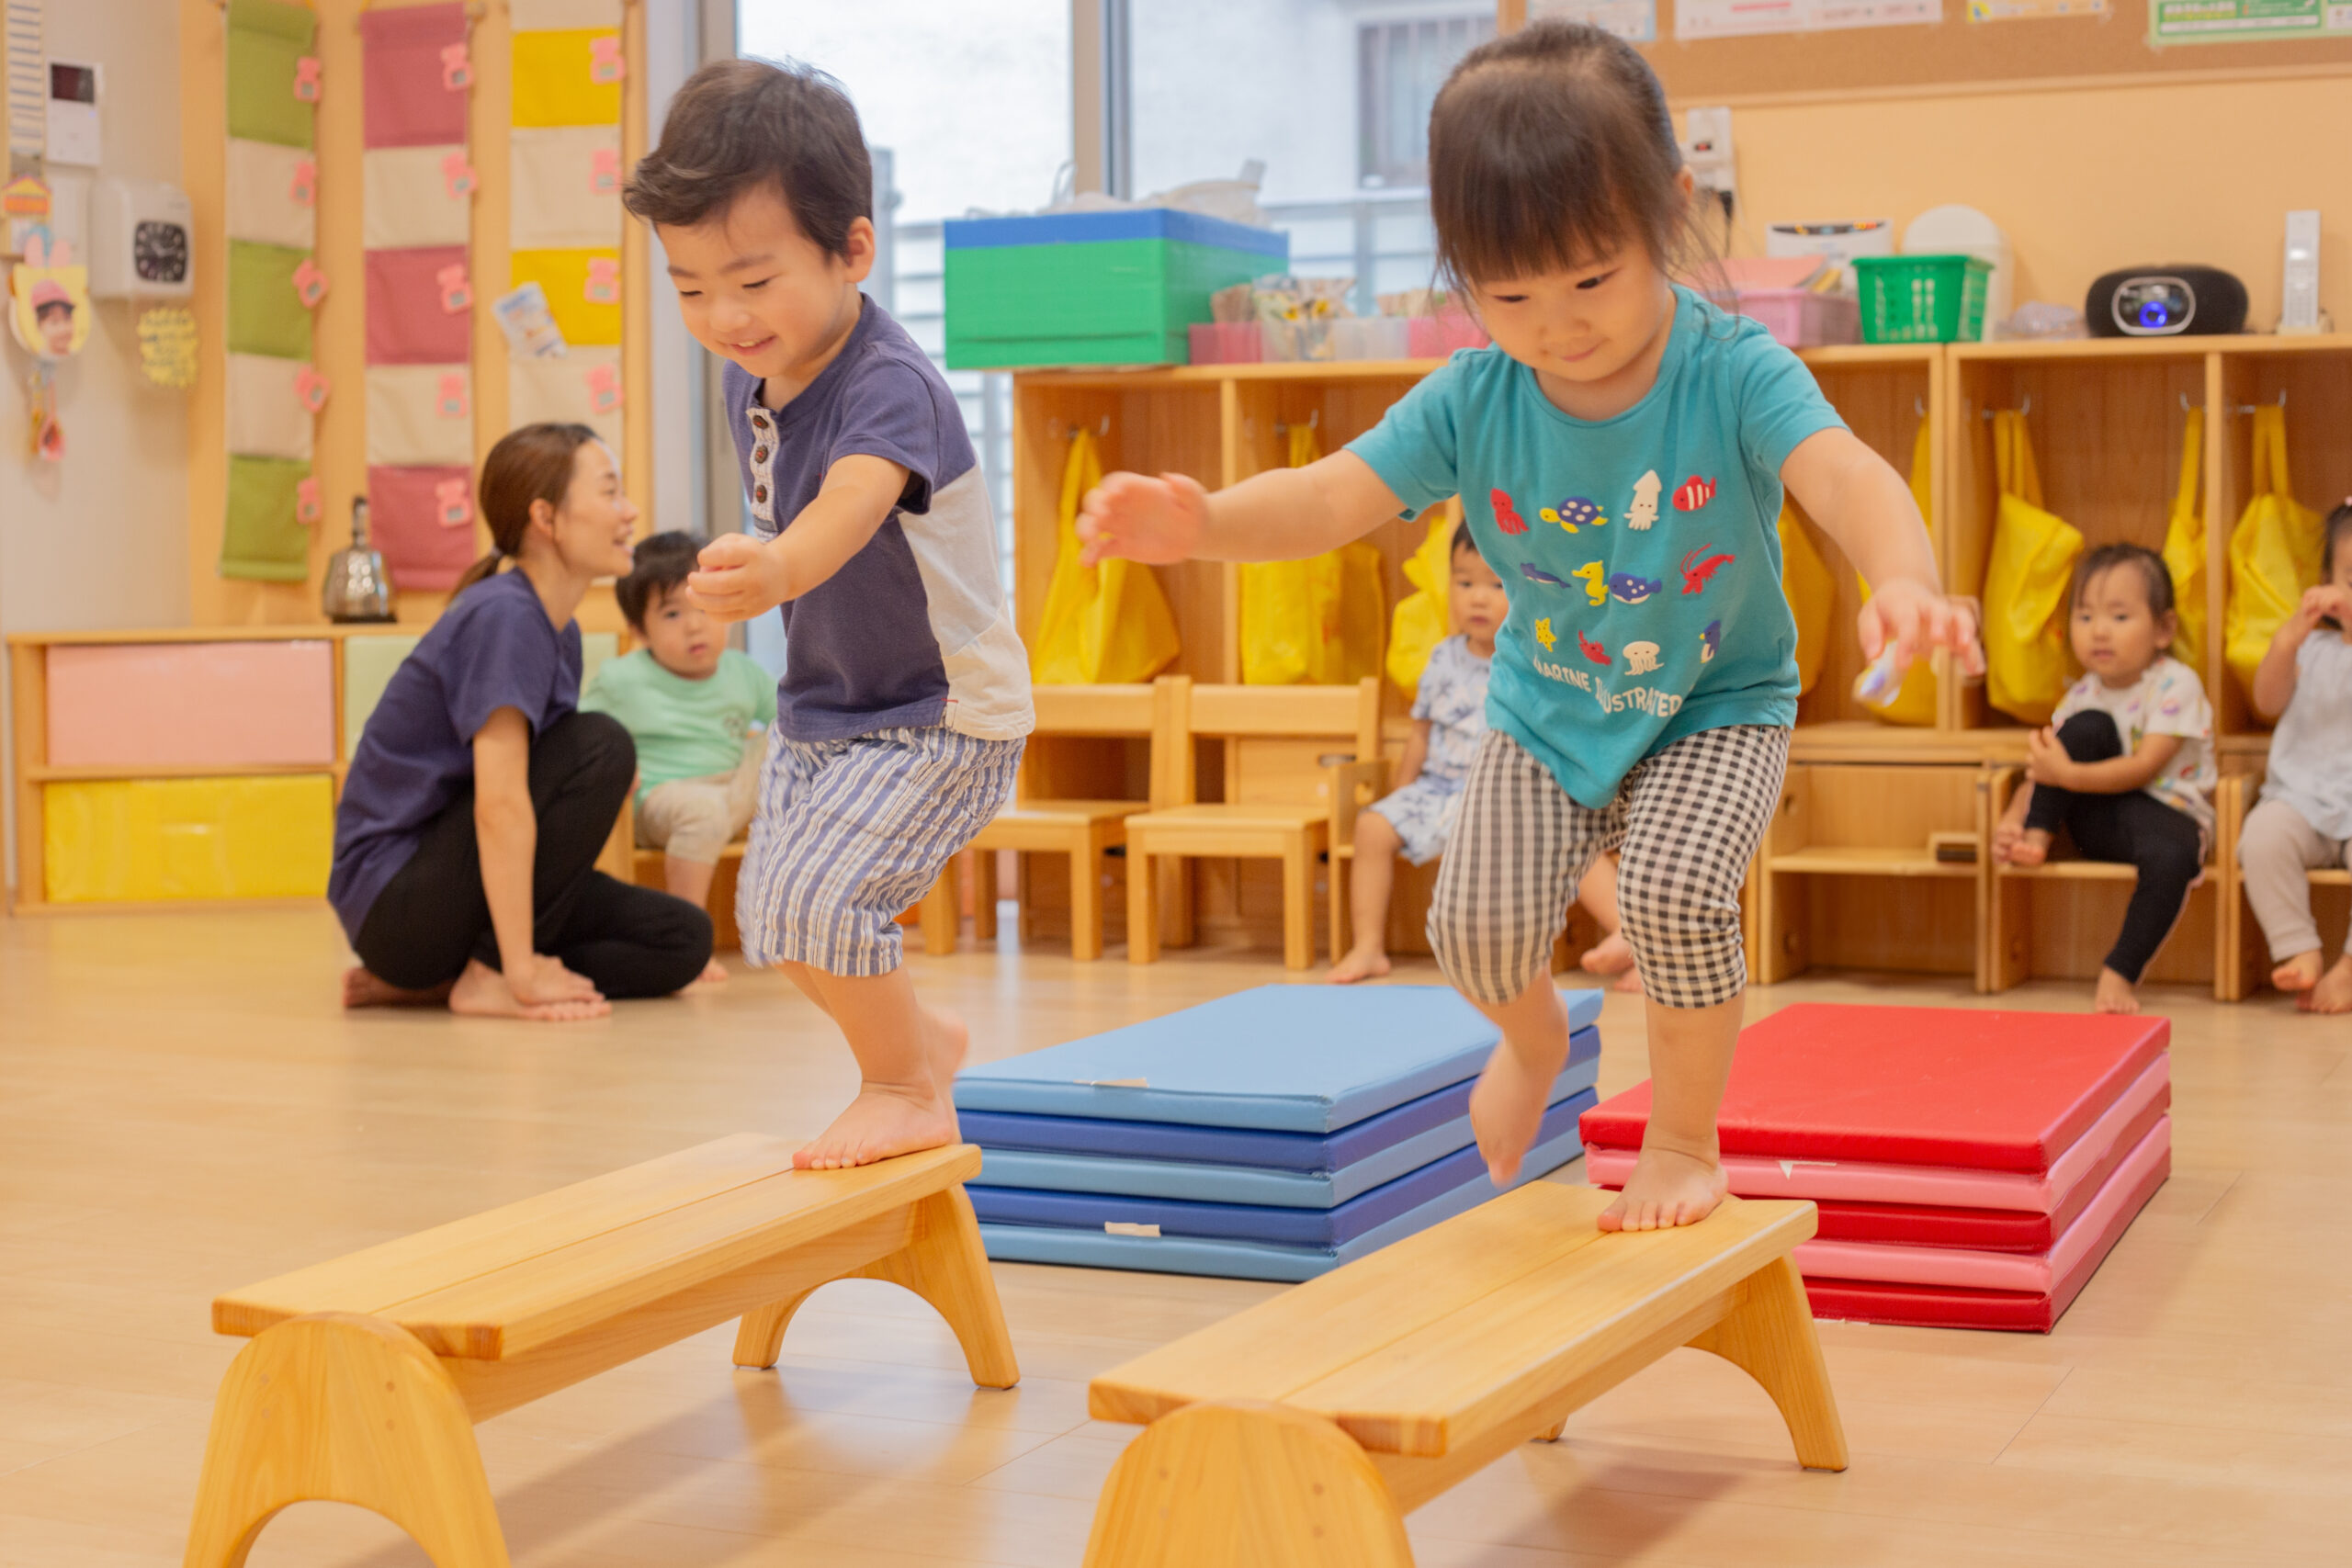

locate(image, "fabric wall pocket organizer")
[[509, 344, 620, 448], [437, 264, 473, 313], [435, 476, 473, 527], [292, 366, 331, 415], [359, 3, 470, 149], [367, 366, 474, 468], [440, 43, 472, 92], [509, 0, 626, 28], [295, 477, 322, 525], [361, 146, 471, 249], [224, 355, 315, 462], [222, 455, 316, 583], [368, 465, 479, 590], [290, 256, 329, 309], [509, 126, 621, 249], [510, 29, 624, 127], [587, 35, 626, 84], [227, 243, 314, 360], [508, 248, 621, 345], [225, 141, 318, 250], [226, 0, 319, 151], [365, 246, 470, 363]]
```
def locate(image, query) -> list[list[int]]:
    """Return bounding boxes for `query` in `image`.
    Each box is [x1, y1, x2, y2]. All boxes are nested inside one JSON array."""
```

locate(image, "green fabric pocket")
[[226, 0, 319, 150], [227, 241, 314, 360], [221, 455, 313, 582]]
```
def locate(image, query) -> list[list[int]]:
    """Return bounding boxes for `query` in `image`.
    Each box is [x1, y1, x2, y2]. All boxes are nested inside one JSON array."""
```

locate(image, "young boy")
[[582, 532, 776, 983], [624, 60, 1032, 1169]]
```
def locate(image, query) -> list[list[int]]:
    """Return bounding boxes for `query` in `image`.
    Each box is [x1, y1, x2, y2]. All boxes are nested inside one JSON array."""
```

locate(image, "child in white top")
[[1996, 543, 2214, 1014], [2237, 502, 2352, 1012]]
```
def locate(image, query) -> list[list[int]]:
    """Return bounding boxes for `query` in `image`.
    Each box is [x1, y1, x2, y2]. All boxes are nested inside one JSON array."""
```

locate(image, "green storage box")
[[944, 209, 1289, 369]]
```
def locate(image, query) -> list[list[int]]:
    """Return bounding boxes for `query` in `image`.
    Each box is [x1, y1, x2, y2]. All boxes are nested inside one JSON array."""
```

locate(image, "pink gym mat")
[[46, 642, 336, 768], [1583, 1054, 2170, 1214], [1579, 1003, 2168, 1172], [1804, 1126, 2173, 1333]]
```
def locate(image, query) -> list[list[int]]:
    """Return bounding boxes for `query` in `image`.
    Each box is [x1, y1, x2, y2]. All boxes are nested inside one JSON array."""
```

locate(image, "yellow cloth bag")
[[1982, 410, 2082, 725], [1855, 414, 1940, 726], [1240, 424, 1387, 684], [1028, 428, 1182, 684], [2223, 403, 2322, 698], [2161, 408, 2207, 676], [1780, 499, 1837, 697], [1386, 502, 1459, 701]]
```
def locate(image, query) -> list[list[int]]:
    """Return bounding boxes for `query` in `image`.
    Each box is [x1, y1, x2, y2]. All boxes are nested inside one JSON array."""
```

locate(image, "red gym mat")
[[1579, 1003, 2168, 1173], [1803, 1127, 2172, 1332]]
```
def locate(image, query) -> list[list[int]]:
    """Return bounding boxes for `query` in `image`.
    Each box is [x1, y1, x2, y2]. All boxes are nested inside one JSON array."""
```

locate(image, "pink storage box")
[[1187, 322, 1263, 365], [1408, 312, 1488, 358], [46, 641, 336, 768], [1730, 288, 1860, 349]]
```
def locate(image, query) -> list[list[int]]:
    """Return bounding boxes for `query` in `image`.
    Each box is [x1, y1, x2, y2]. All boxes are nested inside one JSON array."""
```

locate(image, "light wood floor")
[[2, 907, 2348, 1567]]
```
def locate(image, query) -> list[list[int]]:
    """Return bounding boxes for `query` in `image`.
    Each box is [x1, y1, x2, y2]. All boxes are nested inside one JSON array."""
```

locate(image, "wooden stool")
[[1081, 1184, 1843, 1568], [184, 1140, 1015, 1568]]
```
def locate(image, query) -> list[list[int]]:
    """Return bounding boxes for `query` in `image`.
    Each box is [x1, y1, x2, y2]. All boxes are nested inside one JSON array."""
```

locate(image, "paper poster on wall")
[[1529, 0, 1657, 41], [1970, 0, 2107, 17], [2151, 0, 2352, 41], [1677, 0, 1939, 39]]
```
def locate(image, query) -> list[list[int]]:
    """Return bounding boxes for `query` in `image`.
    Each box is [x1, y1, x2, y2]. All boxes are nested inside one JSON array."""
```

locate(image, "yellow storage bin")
[[45, 775, 334, 903]]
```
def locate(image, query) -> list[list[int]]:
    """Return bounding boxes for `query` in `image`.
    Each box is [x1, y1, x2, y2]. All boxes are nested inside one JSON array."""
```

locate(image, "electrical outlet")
[[1681, 106, 1736, 211]]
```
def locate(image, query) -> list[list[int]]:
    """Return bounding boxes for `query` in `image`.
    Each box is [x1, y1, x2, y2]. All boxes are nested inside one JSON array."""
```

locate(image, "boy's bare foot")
[[1468, 1032, 1567, 1186], [2093, 966, 2138, 1015], [448, 959, 611, 1022], [2003, 828, 2052, 867], [695, 956, 731, 986], [342, 966, 452, 1009], [2273, 950, 2324, 993], [2301, 955, 2352, 1014], [1579, 931, 1635, 977], [1614, 965, 1645, 996], [794, 1086, 958, 1171], [1329, 945, 1392, 985], [1598, 1145, 1729, 1232]]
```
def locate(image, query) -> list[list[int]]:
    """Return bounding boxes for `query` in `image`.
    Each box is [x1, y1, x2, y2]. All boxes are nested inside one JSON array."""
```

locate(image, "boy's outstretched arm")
[[1078, 450, 1407, 567], [689, 453, 910, 623], [1781, 427, 1978, 672]]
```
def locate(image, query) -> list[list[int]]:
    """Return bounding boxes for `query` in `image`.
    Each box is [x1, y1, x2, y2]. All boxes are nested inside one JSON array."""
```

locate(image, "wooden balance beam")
[[183, 1139, 1015, 1568], [1082, 1183, 1843, 1568]]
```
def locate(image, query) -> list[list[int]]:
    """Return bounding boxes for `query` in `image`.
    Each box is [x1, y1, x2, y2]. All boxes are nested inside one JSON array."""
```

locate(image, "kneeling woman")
[[334, 423, 714, 1020]]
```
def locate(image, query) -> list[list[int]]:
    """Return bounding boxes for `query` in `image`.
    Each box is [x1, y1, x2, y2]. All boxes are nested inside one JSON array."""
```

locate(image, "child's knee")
[[1427, 886, 1549, 1006], [1356, 809, 1402, 855], [1613, 852, 1740, 946], [2054, 709, 2123, 762]]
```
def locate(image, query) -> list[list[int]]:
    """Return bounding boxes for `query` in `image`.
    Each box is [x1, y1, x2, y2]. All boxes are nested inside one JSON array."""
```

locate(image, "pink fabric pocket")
[[359, 3, 469, 148], [367, 246, 472, 364], [369, 465, 480, 589]]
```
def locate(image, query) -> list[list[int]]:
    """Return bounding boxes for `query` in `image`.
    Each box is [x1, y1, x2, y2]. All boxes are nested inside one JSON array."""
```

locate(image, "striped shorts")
[[1429, 725, 1789, 1010], [738, 726, 1023, 976]]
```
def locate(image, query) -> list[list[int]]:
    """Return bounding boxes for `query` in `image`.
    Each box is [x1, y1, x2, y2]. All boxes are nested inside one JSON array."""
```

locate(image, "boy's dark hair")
[[616, 531, 702, 629], [2074, 541, 2177, 621], [2324, 501, 2352, 584], [622, 57, 870, 254], [1428, 19, 1708, 290], [1451, 520, 1480, 562]]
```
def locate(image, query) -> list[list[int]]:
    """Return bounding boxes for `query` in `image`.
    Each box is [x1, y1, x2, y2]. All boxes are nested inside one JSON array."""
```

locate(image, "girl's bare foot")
[[448, 959, 611, 1022], [1467, 1033, 1566, 1186], [2003, 828, 2052, 867], [342, 966, 452, 1009], [2273, 950, 2324, 993], [1579, 931, 1634, 977], [794, 1086, 958, 1170], [1614, 965, 1645, 996], [1329, 945, 1392, 984], [2093, 966, 2139, 1015], [1599, 1145, 1729, 1232], [2301, 956, 2352, 1014], [695, 956, 731, 986]]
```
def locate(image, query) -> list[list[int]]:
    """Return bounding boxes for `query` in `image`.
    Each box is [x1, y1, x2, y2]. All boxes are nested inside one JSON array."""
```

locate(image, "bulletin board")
[[1502, 0, 2352, 102]]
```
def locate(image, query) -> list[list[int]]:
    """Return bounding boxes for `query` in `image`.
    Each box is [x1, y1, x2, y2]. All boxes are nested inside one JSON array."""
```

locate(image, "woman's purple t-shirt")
[[328, 569, 582, 939]]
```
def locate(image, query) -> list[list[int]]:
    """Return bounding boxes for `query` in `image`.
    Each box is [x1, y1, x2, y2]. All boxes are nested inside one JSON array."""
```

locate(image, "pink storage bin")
[[47, 640, 336, 768], [1187, 321, 1263, 365], [1731, 288, 1860, 349], [1408, 311, 1489, 358]]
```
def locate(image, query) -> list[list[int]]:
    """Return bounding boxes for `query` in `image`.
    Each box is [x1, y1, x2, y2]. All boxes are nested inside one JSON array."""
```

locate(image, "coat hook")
[[1914, 395, 1927, 420], [1979, 394, 2031, 423], [2233, 390, 2288, 415]]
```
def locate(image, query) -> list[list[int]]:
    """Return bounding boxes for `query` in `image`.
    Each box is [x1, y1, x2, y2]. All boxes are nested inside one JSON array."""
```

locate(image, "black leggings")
[[2022, 709, 2201, 984], [353, 710, 713, 998]]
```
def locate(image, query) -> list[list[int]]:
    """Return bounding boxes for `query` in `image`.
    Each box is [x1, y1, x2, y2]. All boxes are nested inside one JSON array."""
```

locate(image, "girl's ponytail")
[[454, 423, 601, 596]]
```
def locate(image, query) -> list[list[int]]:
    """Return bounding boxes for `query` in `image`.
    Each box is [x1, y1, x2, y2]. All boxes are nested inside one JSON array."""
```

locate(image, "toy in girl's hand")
[[1852, 644, 1905, 705]]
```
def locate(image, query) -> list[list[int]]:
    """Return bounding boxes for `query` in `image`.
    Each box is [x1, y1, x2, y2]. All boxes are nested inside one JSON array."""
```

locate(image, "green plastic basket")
[[1854, 254, 1992, 344]]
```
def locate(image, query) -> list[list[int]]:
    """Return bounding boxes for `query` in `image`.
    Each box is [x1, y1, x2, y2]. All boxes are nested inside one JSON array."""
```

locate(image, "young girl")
[[2238, 503, 2352, 1012], [1081, 20, 1974, 1231], [333, 425, 716, 1021], [1994, 543, 2214, 1015]]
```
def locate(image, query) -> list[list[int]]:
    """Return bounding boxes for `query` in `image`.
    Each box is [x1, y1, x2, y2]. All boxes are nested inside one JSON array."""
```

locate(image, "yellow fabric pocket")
[[511, 28, 623, 128], [509, 247, 623, 347]]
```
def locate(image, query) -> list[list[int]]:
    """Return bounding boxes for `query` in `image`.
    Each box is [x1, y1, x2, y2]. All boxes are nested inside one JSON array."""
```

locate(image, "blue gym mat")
[[961, 1025, 1600, 1174], [978, 1122, 1590, 1282], [953, 986, 1606, 1133], [969, 1089, 1597, 1246], [973, 1051, 1600, 1203]]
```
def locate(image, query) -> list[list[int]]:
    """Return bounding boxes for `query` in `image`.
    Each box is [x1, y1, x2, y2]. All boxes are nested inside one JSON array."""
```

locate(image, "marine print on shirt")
[[1492, 488, 1529, 534], [1679, 547, 1735, 595], [1628, 469, 1660, 530], [1543, 495, 1606, 533]]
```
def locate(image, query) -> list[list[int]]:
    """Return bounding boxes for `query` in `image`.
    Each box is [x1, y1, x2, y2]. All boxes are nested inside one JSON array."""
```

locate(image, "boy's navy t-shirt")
[[328, 568, 583, 940], [721, 293, 1032, 744]]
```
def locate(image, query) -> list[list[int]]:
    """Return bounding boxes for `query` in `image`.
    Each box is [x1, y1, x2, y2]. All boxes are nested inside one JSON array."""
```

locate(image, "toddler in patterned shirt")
[[1994, 543, 2214, 1014], [1331, 525, 1501, 983]]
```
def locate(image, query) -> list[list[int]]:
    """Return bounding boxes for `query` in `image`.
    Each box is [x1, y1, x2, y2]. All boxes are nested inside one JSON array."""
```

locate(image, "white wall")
[[2, 0, 191, 891]]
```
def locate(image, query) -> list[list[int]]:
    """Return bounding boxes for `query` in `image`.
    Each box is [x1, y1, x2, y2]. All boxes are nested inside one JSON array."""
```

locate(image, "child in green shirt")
[[582, 533, 777, 976]]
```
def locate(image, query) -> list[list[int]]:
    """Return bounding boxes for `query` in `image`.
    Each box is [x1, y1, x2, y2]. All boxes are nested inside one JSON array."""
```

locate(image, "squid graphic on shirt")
[[1627, 470, 1660, 531]]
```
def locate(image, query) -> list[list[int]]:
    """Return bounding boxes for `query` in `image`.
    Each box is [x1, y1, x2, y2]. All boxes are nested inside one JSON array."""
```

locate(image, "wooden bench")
[[184, 1140, 1016, 1568], [1081, 1183, 1844, 1568]]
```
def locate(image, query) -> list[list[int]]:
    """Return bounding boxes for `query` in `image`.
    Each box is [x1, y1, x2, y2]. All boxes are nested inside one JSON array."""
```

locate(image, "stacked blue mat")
[[955, 985, 1606, 1282]]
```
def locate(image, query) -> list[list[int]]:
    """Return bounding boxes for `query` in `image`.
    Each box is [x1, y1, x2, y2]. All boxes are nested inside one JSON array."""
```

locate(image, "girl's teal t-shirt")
[[1348, 288, 1843, 808]]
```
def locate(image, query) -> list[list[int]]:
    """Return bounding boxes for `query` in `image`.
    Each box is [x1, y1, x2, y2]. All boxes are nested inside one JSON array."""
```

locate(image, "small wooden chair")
[[1125, 676, 1385, 970]]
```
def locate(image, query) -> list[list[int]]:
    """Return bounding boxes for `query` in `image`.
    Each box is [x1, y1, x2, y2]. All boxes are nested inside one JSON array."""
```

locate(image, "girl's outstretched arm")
[[1077, 450, 1406, 567], [1781, 427, 1979, 672]]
